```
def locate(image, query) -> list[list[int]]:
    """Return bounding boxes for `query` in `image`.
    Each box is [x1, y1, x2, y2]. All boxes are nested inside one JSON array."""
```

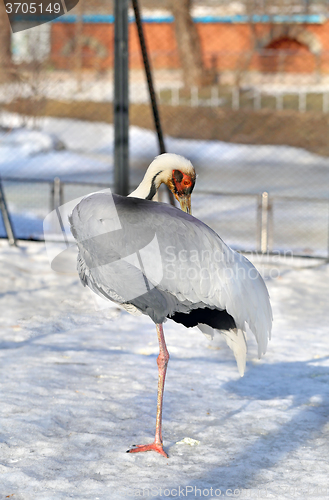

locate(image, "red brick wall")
[[50, 20, 329, 74], [51, 23, 114, 70]]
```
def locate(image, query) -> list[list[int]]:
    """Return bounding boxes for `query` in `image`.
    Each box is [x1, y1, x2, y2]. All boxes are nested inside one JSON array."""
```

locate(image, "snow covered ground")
[[0, 70, 182, 105], [1, 112, 329, 255], [3, 111, 329, 187], [3, 67, 329, 108], [0, 241, 329, 499]]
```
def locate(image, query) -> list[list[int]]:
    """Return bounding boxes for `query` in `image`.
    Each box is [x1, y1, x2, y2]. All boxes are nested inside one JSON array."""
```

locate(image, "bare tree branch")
[[168, 0, 215, 88], [0, 1, 13, 82]]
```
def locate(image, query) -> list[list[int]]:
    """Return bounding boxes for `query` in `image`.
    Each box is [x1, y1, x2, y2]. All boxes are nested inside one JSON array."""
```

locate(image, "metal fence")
[[157, 85, 329, 114], [1, 4, 329, 259], [1, 177, 328, 259]]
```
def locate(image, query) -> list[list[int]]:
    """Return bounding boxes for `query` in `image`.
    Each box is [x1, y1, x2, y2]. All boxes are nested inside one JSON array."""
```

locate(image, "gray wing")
[[70, 193, 272, 356]]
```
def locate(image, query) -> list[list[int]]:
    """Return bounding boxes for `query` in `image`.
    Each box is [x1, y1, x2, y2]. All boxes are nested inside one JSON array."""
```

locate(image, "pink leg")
[[127, 323, 170, 458]]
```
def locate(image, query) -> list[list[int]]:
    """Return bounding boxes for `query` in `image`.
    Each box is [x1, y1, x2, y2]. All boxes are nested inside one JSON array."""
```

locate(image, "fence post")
[[254, 89, 261, 110], [0, 179, 16, 246], [171, 86, 179, 106], [232, 87, 239, 110], [276, 94, 283, 111], [257, 191, 273, 253], [114, 0, 129, 196], [51, 177, 63, 211], [299, 91, 306, 113], [211, 86, 219, 107], [191, 86, 198, 107]]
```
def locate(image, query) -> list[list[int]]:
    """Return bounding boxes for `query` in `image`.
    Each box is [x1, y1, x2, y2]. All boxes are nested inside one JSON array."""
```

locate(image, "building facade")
[[50, 14, 329, 77]]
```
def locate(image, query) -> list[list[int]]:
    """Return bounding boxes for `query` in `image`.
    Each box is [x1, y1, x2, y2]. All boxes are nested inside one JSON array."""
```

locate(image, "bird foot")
[[127, 442, 168, 458]]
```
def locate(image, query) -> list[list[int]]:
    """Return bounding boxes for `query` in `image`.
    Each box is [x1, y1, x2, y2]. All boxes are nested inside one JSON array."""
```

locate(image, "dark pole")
[[114, 0, 129, 196], [131, 0, 175, 206], [0, 178, 16, 246]]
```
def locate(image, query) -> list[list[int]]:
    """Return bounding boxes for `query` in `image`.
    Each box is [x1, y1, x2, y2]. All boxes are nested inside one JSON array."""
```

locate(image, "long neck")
[[128, 169, 167, 200]]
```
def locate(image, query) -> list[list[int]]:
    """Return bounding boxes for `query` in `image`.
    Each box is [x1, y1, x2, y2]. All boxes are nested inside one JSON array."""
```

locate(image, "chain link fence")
[[1, 1, 329, 257]]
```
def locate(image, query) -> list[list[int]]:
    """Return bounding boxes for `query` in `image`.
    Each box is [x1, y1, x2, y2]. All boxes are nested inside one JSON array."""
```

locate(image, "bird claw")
[[126, 442, 168, 458]]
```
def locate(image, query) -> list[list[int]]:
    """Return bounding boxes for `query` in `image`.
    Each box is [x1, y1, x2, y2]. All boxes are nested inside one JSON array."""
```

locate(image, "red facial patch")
[[172, 170, 194, 195]]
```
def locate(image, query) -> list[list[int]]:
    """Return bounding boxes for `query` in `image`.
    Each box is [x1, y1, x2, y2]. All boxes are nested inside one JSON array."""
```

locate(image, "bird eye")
[[173, 170, 183, 183]]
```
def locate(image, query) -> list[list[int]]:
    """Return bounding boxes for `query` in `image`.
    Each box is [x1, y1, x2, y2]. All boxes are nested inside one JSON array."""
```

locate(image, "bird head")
[[167, 167, 195, 214], [146, 153, 196, 214]]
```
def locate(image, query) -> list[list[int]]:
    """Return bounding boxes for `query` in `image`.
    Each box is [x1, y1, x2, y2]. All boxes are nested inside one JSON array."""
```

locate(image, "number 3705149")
[[5, 3, 62, 14]]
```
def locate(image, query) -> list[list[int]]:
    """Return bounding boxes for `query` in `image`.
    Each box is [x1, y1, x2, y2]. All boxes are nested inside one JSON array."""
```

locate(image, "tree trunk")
[[169, 0, 215, 88], [75, 0, 84, 88], [0, 1, 13, 82]]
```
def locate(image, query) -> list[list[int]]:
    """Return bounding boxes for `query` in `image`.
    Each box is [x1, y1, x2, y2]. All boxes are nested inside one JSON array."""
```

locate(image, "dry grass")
[[3, 97, 329, 156]]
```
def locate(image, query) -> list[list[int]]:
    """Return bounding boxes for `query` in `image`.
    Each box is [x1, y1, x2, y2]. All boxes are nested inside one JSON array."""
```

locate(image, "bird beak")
[[178, 195, 191, 214]]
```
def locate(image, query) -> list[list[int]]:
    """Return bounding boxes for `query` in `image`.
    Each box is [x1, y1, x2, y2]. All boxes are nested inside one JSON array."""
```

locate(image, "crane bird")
[[69, 153, 272, 458]]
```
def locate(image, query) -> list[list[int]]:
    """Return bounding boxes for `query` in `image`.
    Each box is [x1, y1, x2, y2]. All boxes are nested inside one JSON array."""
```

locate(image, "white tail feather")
[[198, 323, 214, 340], [198, 325, 247, 377], [221, 329, 247, 377]]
